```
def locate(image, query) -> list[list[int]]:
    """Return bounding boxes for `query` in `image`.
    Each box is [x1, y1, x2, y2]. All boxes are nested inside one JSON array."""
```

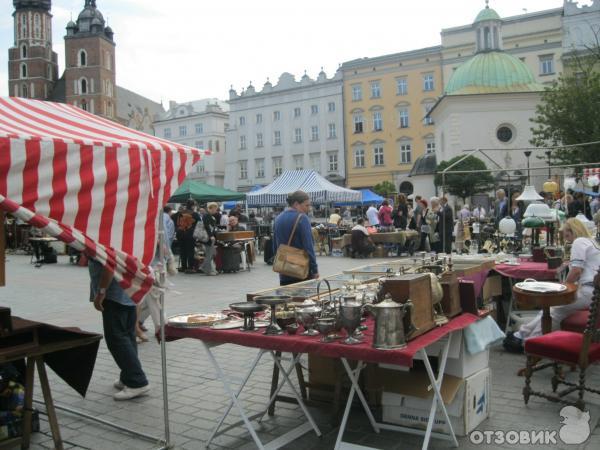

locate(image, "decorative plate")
[[515, 281, 567, 293], [211, 319, 270, 330], [167, 313, 228, 328]]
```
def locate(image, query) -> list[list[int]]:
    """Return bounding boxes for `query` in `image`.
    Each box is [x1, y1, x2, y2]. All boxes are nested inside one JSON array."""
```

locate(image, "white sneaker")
[[113, 384, 151, 401], [113, 379, 124, 390]]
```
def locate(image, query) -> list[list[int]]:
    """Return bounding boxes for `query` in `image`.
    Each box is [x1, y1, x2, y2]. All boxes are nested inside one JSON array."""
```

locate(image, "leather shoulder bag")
[[273, 213, 309, 280]]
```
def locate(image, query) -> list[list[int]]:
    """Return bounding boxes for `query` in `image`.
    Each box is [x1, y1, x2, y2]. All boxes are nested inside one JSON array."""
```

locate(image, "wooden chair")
[[523, 269, 600, 410]]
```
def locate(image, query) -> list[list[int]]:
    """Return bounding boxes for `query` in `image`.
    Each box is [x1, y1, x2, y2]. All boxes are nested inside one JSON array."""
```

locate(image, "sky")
[[0, 0, 571, 105]]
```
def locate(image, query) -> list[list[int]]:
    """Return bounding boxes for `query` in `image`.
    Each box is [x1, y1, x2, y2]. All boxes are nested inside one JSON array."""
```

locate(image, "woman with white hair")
[[504, 218, 600, 352], [426, 196, 441, 253]]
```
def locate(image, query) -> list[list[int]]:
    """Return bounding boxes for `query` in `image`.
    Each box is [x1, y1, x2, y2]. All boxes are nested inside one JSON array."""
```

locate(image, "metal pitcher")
[[365, 295, 417, 350]]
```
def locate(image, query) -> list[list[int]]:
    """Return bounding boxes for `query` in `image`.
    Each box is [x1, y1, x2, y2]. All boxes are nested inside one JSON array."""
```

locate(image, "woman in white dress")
[[504, 218, 600, 352]]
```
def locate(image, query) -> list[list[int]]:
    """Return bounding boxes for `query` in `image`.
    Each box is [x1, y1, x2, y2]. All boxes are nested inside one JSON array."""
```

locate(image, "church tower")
[[8, 0, 59, 99], [64, 0, 116, 118]]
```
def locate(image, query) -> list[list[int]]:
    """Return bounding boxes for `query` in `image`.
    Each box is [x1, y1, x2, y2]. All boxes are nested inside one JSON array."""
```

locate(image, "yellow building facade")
[[341, 5, 566, 191], [341, 47, 443, 189]]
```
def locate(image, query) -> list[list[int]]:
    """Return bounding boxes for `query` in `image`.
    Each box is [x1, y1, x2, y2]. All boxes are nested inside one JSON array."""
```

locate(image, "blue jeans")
[[102, 300, 148, 388]]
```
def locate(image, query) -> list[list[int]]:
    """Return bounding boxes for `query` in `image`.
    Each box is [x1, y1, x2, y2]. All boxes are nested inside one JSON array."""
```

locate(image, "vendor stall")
[[0, 97, 204, 448], [169, 179, 246, 203]]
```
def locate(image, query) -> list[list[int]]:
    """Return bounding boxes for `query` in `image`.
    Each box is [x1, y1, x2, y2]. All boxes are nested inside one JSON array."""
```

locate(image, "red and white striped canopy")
[[0, 97, 205, 302]]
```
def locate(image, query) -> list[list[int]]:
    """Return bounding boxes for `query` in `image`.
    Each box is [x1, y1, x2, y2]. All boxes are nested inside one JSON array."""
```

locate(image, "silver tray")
[[168, 313, 228, 328], [515, 281, 567, 293], [211, 319, 270, 330]]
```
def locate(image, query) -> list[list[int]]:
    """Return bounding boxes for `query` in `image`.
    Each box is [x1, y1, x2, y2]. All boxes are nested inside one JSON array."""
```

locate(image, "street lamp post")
[[545, 150, 552, 179], [524, 151, 532, 185]]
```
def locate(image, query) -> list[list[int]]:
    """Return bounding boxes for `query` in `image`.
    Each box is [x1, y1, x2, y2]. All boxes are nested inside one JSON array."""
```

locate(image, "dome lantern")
[[474, 1, 503, 53]]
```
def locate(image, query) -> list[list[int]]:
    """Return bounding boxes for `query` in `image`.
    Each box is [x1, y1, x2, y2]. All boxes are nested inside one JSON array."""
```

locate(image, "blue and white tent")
[[247, 170, 361, 206]]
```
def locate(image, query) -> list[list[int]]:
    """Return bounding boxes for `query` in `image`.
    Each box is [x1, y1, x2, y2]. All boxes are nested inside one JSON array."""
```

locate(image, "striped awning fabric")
[[247, 170, 360, 206], [0, 97, 205, 302]]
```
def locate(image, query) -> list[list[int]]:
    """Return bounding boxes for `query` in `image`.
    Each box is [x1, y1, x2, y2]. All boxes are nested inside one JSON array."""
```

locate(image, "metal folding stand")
[[334, 334, 459, 450], [202, 343, 321, 450]]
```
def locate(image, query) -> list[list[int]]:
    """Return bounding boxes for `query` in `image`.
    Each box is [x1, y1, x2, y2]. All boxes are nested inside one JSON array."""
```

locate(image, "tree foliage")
[[434, 156, 494, 202], [372, 180, 396, 197], [530, 46, 600, 166]]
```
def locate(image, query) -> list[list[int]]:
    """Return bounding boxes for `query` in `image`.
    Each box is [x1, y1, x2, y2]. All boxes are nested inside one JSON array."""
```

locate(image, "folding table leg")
[[334, 359, 380, 450], [21, 357, 35, 449], [505, 278, 515, 333], [268, 351, 321, 437], [260, 353, 308, 422], [36, 357, 64, 450], [418, 335, 459, 449], [202, 343, 266, 450]]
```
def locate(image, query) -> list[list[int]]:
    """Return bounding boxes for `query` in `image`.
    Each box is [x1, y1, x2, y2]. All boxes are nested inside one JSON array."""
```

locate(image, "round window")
[[497, 126, 513, 143]]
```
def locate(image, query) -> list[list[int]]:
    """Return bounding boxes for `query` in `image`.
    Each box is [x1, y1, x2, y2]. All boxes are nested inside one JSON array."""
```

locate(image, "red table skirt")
[[494, 261, 561, 281], [166, 314, 478, 368]]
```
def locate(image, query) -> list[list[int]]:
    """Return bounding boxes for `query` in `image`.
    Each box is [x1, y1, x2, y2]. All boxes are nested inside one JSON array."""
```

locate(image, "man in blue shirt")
[[89, 259, 150, 400], [273, 191, 319, 285]]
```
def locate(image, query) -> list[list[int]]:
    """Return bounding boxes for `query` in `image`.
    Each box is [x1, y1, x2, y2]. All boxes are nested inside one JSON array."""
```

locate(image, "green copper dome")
[[474, 6, 501, 23], [445, 51, 544, 95]]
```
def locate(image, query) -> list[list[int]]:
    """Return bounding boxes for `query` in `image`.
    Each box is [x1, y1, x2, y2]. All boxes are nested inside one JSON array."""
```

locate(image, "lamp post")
[[545, 150, 552, 179], [524, 151, 532, 185]]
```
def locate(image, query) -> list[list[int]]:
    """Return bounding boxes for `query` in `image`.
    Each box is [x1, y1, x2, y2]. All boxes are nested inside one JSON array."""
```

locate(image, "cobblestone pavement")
[[2, 253, 600, 450]]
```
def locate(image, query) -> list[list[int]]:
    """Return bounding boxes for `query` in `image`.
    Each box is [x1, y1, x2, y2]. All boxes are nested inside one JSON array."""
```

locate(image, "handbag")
[[193, 220, 209, 243], [273, 213, 309, 280]]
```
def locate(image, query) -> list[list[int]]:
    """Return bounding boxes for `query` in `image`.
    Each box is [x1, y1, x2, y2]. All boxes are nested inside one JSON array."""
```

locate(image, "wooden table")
[[0, 317, 102, 449], [513, 282, 577, 334]]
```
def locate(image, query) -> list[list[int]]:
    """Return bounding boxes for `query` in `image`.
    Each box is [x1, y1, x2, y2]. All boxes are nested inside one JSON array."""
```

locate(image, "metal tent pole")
[[157, 214, 171, 447]]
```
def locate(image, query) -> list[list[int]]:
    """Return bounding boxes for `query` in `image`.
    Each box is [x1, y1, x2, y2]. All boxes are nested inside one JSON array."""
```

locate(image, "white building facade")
[[225, 70, 345, 191], [153, 99, 229, 186]]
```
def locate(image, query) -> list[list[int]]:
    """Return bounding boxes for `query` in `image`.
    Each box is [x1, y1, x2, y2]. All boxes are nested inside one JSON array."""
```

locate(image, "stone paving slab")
[[2, 253, 599, 449]]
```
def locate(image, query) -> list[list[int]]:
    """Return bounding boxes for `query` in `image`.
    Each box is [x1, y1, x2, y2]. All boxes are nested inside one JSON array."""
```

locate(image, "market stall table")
[[494, 261, 568, 332], [0, 316, 102, 450], [166, 313, 478, 450]]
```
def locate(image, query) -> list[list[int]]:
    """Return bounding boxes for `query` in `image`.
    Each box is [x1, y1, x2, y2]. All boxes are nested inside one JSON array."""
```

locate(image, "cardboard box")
[[382, 368, 491, 436], [482, 275, 502, 300]]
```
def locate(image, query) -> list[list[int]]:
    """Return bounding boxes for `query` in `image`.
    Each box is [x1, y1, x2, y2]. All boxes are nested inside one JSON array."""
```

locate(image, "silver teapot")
[[365, 294, 417, 350]]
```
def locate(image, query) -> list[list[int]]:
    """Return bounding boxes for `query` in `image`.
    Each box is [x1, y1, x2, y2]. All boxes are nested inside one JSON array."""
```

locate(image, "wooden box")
[[378, 273, 436, 339], [440, 271, 462, 318], [216, 230, 255, 241]]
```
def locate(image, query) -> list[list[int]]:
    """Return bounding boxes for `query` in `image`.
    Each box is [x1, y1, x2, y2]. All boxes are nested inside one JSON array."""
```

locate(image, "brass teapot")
[[365, 294, 417, 350]]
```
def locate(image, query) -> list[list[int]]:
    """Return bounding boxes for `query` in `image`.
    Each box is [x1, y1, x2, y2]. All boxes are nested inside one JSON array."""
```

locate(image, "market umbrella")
[[169, 179, 246, 203]]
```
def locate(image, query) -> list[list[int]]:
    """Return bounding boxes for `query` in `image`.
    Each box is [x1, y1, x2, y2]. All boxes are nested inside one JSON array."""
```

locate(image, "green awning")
[[168, 179, 246, 203]]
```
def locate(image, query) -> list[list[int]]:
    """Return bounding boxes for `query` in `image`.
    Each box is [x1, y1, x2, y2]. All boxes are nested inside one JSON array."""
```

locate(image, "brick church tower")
[[8, 0, 59, 99], [64, 0, 116, 118]]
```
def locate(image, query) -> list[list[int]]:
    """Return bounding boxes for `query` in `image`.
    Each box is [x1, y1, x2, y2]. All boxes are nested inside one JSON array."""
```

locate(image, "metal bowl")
[[254, 295, 293, 307], [229, 302, 266, 314]]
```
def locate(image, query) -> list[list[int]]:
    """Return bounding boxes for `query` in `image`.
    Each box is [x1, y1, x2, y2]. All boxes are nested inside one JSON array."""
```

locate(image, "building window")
[[373, 111, 383, 131], [256, 113, 262, 124], [196, 162, 205, 174], [194, 140, 204, 149], [178, 125, 187, 137], [311, 126, 319, 141], [294, 107, 301, 118], [539, 55, 554, 75], [240, 135, 247, 150], [426, 140, 436, 154], [273, 157, 283, 177], [328, 102, 336, 112], [328, 123, 337, 139], [294, 155, 304, 170], [328, 152, 338, 172], [239, 161, 248, 180], [399, 108, 409, 128], [21, 45, 27, 59], [33, 13, 41, 39], [273, 110, 281, 121], [164, 128, 171, 139], [396, 77, 407, 95], [239, 116, 246, 126], [20, 63, 27, 78], [370, 81, 381, 98], [310, 153, 320, 173], [294, 128, 302, 143], [216, 140, 220, 152], [274, 130, 281, 146], [194, 123, 203, 134], [311, 104, 319, 115], [496, 125, 514, 143], [20, 14, 27, 39], [353, 114, 364, 133], [256, 159, 265, 178], [80, 78, 88, 94], [208, 140, 213, 151], [423, 74, 434, 91], [423, 104, 434, 125], [400, 142, 412, 164], [352, 84, 362, 101], [354, 148, 365, 168], [373, 145, 384, 166], [78, 49, 87, 67], [21, 84, 28, 98], [81, 100, 88, 111], [256, 133, 263, 147]]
